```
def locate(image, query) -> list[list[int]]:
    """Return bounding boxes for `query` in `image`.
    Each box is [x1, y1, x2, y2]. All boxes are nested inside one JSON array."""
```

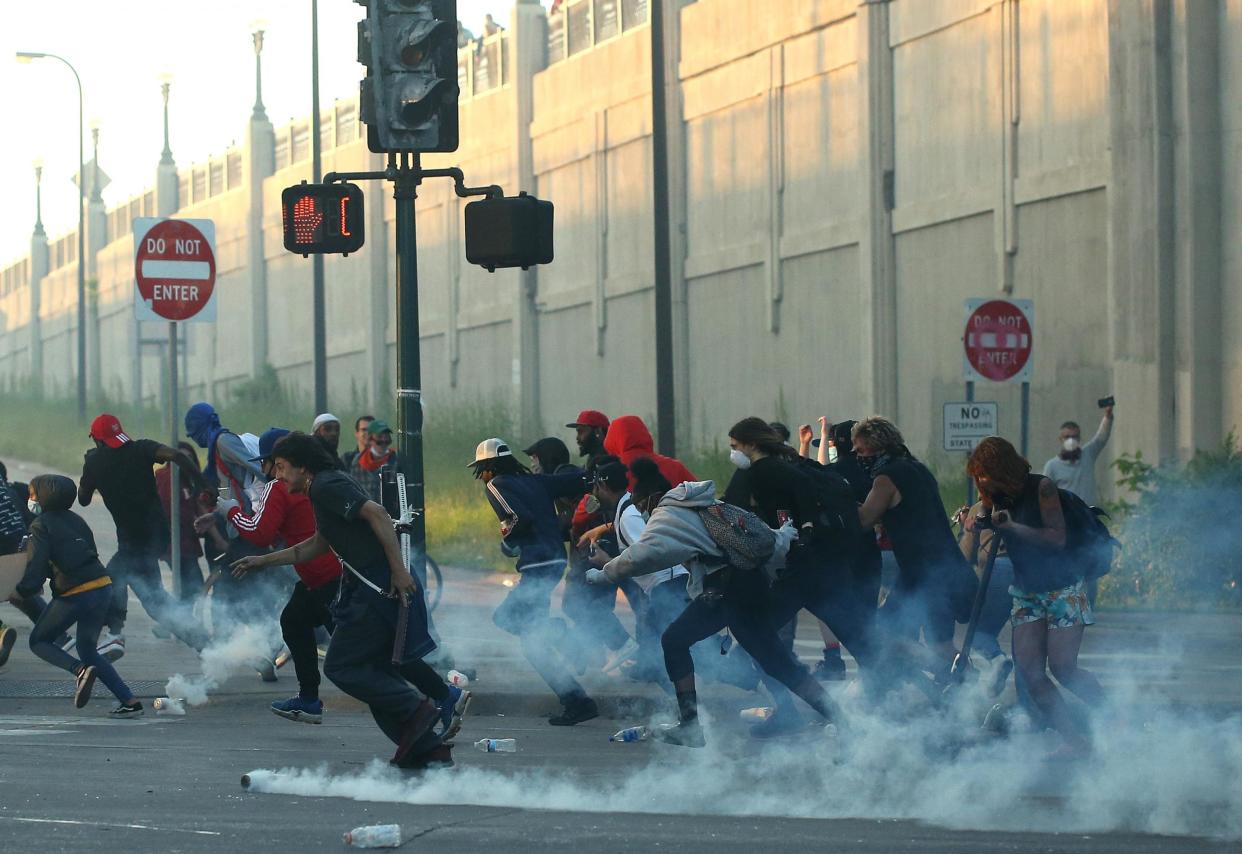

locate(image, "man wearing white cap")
[[311, 413, 344, 470]]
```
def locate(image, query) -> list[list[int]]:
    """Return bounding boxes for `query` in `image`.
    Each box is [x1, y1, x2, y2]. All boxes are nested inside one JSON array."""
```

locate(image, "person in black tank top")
[[967, 437, 1104, 758], [853, 417, 976, 678]]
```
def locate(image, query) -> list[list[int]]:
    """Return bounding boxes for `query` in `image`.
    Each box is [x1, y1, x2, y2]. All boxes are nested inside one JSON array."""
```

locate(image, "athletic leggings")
[[662, 569, 808, 688]]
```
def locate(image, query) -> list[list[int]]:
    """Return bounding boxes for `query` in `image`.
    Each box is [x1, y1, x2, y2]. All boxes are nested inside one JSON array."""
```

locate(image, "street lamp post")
[[311, 0, 328, 413], [17, 51, 86, 420]]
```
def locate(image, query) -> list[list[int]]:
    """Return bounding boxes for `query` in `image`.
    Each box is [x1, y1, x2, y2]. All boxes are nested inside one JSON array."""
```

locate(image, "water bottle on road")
[[474, 738, 517, 753], [609, 726, 649, 743], [343, 823, 402, 848], [447, 669, 470, 688]]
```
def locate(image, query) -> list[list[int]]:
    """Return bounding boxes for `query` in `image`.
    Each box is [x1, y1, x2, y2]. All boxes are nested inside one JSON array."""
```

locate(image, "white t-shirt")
[[614, 492, 688, 593]]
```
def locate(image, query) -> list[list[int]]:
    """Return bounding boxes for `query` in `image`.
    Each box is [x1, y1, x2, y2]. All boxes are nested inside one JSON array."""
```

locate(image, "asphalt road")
[[2, 458, 1241, 852]]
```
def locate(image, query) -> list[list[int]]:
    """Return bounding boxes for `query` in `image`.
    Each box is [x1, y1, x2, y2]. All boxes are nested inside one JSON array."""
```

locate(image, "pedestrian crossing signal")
[[281, 182, 366, 256], [465, 193, 554, 272]]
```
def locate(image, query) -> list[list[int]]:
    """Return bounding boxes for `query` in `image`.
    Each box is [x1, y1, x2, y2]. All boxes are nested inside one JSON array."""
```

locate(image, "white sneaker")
[[97, 632, 125, 662], [602, 638, 640, 675]]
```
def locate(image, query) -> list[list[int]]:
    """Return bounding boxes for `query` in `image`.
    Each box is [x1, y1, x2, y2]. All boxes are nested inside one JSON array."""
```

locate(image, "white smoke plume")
[[241, 676, 1242, 840], [166, 622, 281, 706]]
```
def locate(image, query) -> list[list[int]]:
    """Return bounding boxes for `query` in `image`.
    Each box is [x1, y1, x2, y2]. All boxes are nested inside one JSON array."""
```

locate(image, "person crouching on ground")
[[15, 475, 143, 717], [230, 433, 466, 769]]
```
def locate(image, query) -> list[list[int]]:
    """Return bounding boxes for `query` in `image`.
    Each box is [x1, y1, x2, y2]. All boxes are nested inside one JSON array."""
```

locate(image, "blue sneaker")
[[270, 696, 323, 724], [437, 684, 471, 740]]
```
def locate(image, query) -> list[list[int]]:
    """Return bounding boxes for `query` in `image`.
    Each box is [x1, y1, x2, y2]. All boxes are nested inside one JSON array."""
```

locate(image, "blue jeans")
[[29, 585, 134, 703]]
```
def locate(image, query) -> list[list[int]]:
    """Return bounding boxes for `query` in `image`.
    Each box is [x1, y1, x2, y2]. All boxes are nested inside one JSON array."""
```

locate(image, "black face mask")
[[857, 452, 891, 478]]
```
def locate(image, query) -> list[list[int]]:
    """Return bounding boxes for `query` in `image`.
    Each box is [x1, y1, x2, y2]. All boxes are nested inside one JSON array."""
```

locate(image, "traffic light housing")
[[358, 0, 459, 153], [281, 182, 367, 256], [464, 193, 554, 272]]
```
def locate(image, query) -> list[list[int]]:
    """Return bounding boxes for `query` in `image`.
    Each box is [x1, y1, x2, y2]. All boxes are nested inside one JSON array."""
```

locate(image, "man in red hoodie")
[[202, 427, 343, 724], [603, 415, 696, 491]]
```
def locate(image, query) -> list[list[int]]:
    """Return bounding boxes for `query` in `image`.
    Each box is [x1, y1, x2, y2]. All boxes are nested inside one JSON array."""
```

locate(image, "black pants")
[[280, 581, 337, 700], [769, 562, 880, 670], [662, 569, 808, 690], [106, 536, 208, 650], [562, 558, 631, 652], [494, 564, 587, 704]]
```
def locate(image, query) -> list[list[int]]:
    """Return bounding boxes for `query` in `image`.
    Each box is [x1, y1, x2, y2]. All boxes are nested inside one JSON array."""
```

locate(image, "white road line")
[[0, 816, 221, 836]]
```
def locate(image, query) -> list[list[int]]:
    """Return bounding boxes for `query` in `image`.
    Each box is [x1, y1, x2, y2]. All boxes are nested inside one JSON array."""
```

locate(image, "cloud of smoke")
[[166, 621, 282, 706], [241, 670, 1242, 841]]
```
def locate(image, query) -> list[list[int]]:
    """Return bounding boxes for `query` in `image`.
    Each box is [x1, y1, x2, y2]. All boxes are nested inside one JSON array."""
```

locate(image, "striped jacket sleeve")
[[227, 480, 288, 547]]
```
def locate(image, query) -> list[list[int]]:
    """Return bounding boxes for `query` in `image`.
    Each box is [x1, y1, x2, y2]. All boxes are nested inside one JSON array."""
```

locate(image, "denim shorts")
[[1010, 578, 1095, 629]]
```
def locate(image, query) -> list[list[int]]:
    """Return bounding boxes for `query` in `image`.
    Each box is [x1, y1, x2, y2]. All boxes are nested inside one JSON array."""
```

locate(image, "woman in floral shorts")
[[966, 437, 1105, 759]]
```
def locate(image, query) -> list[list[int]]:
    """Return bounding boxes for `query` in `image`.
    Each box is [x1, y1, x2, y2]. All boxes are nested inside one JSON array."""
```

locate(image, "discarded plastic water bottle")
[[739, 706, 774, 722], [343, 823, 402, 848], [474, 738, 517, 753], [446, 669, 470, 689], [153, 697, 186, 716], [609, 726, 649, 743]]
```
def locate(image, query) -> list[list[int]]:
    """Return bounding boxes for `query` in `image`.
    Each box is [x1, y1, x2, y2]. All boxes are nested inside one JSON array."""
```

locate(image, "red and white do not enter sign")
[[134, 218, 216, 322], [962, 298, 1033, 383]]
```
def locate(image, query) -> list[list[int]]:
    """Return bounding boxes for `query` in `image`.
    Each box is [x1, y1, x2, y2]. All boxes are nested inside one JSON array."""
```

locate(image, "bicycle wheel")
[[424, 555, 444, 613]]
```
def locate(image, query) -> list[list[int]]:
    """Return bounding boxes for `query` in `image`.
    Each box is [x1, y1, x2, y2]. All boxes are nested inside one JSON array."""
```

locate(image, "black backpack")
[[1058, 488, 1119, 580], [794, 457, 862, 542]]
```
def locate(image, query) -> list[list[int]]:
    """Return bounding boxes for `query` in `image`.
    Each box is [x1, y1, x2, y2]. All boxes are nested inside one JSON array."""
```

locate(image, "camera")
[[1098, 395, 1115, 409], [975, 512, 996, 531]]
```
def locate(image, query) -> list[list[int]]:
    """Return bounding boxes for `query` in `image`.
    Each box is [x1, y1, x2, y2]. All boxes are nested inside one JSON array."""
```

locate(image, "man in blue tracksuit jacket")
[[470, 437, 596, 726]]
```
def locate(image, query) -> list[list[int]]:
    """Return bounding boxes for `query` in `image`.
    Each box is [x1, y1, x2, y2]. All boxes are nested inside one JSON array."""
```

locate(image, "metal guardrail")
[[457, 31, 510, 100], [548, 0, 648, 64]]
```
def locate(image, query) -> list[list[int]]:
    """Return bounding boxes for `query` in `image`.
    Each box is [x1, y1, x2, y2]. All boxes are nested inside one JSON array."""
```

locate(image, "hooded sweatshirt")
[[602, 415, 696, 492], [185, 403, 264, 512], [486, 470, 590, 572]]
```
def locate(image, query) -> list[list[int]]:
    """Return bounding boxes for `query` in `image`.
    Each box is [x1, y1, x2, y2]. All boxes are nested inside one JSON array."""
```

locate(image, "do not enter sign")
[[963, 298, 1033, 383], [133, 218, 217, 323]]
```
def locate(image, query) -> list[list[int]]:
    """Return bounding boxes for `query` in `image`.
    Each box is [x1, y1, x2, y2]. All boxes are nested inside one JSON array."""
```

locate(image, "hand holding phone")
[[1097, 395, 1115, 409]]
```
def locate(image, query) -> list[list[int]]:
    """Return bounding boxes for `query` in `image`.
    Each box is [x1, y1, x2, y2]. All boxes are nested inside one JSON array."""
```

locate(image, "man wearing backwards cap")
[[78, 414, 211, 658]]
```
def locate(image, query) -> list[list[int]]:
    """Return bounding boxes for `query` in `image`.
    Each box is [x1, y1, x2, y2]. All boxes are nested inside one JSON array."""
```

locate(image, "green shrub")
[[1103, 434, 1242, 607]]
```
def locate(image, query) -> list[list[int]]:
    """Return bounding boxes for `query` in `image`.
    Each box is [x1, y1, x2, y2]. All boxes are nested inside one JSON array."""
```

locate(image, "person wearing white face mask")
[[1042, 403, 1115, 507]]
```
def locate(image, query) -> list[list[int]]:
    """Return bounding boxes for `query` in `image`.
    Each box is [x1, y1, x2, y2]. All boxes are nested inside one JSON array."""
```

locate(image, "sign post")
[[134, 218, 217, 598]]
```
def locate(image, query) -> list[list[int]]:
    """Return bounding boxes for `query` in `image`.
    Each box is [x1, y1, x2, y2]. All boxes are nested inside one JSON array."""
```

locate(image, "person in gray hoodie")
[[589, 466, 842, 747]]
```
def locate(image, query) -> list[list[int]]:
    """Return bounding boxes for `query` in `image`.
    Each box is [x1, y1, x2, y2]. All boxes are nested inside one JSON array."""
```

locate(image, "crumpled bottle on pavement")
[[344, 823, 402, 848]]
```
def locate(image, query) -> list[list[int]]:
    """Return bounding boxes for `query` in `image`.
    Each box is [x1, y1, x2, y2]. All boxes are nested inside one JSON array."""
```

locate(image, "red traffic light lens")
[[280, 183, 366, 256]]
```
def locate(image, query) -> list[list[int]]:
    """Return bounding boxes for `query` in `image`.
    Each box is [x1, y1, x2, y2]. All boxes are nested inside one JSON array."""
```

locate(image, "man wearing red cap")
[[79, 414, 210, 658]]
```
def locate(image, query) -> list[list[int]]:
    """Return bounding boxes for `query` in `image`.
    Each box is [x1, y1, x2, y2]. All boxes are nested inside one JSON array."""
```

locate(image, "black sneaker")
[[812, 655, 847, 682], [74, 665, 97, 709], [652, 718, 706, 748], [549, 696, 599, 726], [110, 701, 145, 718], [0, 625, 16, 668]]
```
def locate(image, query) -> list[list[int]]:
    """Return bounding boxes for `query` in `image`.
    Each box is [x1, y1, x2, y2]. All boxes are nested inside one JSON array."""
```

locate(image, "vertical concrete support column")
[[86, 193, 106, 403], [765, 45, 785, 334], [592, 109, 608, 357], [1171, 0, 1222, 456], [663, 0, 691, 448], [29, 170, 48, 394], [511, 0, 545, 439], [857, 0, 898, 417], [366, 152, 389, 406], [1107, 0, 1176, 463]]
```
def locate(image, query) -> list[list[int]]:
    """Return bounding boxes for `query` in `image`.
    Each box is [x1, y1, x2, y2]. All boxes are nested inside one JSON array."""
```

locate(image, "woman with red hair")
[[966, 436, 1104, 758]]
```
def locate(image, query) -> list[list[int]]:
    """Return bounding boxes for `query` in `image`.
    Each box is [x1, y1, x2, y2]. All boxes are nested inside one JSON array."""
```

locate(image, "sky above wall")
[[0, 1, 541, 268]]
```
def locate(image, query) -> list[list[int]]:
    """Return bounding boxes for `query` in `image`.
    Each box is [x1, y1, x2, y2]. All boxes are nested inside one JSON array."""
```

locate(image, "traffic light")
[[358, 0, 459, 153], [464, 193, 554, 272], [281, 182, 367, 256]]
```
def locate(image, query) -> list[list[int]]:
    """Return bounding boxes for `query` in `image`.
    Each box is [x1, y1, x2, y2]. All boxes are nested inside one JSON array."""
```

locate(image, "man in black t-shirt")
[[78, 414, 210, 657], [231, 433, 465, 770]]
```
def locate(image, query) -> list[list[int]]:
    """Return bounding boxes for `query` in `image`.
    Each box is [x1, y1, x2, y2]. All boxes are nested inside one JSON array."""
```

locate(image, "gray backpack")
[[696, 502, 777, 571]]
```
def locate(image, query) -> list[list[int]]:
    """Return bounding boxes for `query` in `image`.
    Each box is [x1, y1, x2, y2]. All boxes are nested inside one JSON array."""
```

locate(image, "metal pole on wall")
[[965, 380, 976, 507], [1020, 380, 1030, 459], [311, 0, 328, 412], [650, 0, 676, 456], [168, 320, 181, 599], [393, 152, 426, 588]]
